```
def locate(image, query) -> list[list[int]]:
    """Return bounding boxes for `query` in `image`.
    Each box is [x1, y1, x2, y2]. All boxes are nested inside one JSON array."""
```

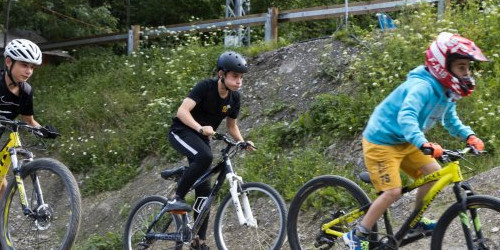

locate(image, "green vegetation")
[[31, 1, 500, 198]]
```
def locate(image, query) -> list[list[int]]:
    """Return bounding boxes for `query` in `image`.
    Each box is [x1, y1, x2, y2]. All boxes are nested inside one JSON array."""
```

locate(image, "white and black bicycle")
[[124, 133, 287, 250]]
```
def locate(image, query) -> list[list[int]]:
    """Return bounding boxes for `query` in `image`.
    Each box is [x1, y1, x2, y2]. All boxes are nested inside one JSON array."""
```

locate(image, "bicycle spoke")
[[124, 196, 182, 250], [287, 176, 373, 250], [214, 183, 286, 250], [431, 196, 500, 250], [438, 207, 500, 249], [3, 167, 78, 249]]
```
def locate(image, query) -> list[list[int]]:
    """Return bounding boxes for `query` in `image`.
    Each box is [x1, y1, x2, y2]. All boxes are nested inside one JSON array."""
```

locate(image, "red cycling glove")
[[421, 142, 443, 158], [466, 135, 484, 151]]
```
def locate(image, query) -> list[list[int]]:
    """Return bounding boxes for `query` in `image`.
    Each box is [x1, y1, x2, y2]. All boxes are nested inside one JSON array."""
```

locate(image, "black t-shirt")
[[171, 78, 241, 131], [0, 72, 34, 120]]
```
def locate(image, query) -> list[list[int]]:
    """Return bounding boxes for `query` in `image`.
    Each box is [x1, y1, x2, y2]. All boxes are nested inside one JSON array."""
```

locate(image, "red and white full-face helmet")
[[425, 32, 488, 97]]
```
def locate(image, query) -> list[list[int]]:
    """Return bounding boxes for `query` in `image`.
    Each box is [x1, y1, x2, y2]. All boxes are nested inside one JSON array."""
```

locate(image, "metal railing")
[[35, 0, 443, 54]]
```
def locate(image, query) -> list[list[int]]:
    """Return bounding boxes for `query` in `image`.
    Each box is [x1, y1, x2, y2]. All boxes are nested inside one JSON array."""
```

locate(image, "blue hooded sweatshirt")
[[362, 65, 474, 148]]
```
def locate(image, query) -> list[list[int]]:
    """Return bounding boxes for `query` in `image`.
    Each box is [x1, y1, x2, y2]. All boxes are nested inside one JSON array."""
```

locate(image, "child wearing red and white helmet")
[[343, 32, 488, 250]]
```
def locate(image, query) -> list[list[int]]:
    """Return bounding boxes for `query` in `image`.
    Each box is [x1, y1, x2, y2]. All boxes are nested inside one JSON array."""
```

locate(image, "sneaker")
[[411, 217, 437, 231], [165, 198, 192, 212], [407, 217, 436, 237], [343, 230, 369, 250]]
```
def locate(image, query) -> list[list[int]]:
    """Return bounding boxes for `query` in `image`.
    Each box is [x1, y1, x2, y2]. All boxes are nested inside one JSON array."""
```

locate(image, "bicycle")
[[124, 133, 287, 250], [0, 117, 82, 250], [287, 146, 500, 249]]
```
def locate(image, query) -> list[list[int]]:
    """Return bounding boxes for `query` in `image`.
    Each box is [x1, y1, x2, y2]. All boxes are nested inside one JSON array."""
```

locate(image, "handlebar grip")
[[422, 148, 433, 155], [469, 146, 480, 156]]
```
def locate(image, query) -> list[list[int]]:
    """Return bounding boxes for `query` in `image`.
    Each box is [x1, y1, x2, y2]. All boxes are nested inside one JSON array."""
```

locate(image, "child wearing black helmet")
[[166, 51, 254, 250]]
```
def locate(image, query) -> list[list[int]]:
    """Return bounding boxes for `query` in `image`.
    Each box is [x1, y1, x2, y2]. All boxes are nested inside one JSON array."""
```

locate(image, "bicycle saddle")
[[359, 171, 372, 184], [161, 166, 187, 181]]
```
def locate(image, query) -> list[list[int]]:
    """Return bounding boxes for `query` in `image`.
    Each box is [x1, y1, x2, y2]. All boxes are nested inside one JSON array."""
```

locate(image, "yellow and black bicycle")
[[0, 117, 81, 250], [287, 146, 500, 249]]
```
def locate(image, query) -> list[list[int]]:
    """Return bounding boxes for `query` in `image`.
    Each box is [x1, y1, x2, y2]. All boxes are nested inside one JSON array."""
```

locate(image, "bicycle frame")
[[1, 127, 39, 215], [1, 124, 48, 246], [147, 139, 257, 243], [323, 155, 475, 246]]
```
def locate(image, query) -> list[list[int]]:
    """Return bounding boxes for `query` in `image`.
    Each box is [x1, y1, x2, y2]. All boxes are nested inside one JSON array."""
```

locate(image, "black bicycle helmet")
[[217, 51, 248, 73]]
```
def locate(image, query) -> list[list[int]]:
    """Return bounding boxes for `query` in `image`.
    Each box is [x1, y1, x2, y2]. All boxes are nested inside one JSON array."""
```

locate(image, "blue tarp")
[[376, 13, 396, 31]]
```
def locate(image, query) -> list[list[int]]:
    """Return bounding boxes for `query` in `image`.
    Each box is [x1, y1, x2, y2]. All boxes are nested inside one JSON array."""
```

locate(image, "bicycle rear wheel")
[[214, 182, 287, 250], [287, 175, 375, 250], [124, 195, 183, 250], [430, 195, 500, 250], [0, 158, 81, 250]]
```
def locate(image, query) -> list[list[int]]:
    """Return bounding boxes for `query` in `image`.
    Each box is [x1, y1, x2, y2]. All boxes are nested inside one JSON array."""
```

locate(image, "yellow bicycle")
[[0, 117, 81, 250], [287, 147, 500, 249]]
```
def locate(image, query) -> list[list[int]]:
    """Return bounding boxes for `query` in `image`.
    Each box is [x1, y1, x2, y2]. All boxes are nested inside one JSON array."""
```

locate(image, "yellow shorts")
[[362, 138, 437, 192]]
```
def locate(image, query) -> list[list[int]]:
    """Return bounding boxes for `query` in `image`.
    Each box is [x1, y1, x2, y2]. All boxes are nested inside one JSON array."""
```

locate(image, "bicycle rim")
[[0, 158, 81, 250], [124, 195, 183, 250], [431, 195, 500, 250], [287, 175, 373, 250], [214, 182, 287, 250]]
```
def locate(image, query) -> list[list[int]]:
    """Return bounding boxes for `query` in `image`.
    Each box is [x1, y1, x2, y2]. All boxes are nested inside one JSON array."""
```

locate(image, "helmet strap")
[[5, 59, 19, 87], [219, 70, 230, 91], [446, 89, 462, 102]]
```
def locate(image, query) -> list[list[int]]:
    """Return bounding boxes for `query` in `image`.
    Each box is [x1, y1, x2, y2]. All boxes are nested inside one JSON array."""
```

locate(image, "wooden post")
[[127, 25, 140, 55], [437, 0, 446, 20], [265, 7, 278, 43]]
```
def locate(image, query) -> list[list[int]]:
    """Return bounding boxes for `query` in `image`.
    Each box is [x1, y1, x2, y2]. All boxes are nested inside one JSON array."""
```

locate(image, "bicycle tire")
[[430, 195, 500, 250], [0, 158, 81, 250], [287, 175, 375, 250], [214, 182, 287, 250], [124, 195, 183, 250]]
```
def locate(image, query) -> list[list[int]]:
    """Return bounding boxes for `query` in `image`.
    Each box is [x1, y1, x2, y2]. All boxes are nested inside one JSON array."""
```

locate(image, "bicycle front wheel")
[[287, 175, 374, 250], [430, 195, 500, 250], [0, 158, 81, 250], [124, 195, 183, 250], [214, 182, 287, 250]]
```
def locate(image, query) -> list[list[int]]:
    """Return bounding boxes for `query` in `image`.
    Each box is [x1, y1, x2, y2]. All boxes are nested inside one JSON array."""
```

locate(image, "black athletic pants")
[[168, 128, 212, 240]]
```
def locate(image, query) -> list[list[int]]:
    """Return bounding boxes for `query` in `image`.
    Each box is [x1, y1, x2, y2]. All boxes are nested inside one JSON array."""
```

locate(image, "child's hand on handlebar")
[[199, 126, 215, 137], [244, 140, 256, 151], [421, 142, 443, 158], [466, 135, 484, 151]]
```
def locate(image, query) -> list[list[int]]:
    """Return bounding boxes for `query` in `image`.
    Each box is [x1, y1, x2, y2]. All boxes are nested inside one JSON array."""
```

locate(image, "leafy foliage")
[[1, 0, 118, 40]]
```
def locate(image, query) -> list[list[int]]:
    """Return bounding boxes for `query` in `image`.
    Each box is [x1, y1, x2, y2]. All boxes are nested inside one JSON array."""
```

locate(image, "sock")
[[356, 224, 370, 237]]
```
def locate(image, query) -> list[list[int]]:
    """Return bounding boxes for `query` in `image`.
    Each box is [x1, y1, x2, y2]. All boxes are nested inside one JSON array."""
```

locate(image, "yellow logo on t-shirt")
[[222, 105, 231, 113]]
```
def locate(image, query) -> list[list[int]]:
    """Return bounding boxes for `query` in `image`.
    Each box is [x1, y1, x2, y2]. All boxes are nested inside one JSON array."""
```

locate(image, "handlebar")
[[436, 147, 483, 163], [212, 132, 257, 150], [0, 116, 60, 139]]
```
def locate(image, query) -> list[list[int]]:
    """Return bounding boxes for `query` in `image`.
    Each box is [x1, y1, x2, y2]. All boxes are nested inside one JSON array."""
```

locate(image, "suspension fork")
[[9, 148, 32, 216], [453, 182, 479, 249], [226, 171, 257, 227], [9, 147, 40, 218]]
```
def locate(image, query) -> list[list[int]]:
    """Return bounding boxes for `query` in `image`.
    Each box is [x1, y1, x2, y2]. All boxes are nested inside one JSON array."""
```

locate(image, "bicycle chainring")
[[313, 210, 347, 249]]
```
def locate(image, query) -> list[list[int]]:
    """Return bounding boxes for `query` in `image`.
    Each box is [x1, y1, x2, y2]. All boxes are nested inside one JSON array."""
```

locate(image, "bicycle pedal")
[[169, 210, 188, 215], [404, 229, 432, 242]]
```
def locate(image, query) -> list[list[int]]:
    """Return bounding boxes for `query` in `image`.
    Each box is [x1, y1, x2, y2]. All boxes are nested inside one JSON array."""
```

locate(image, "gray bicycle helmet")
[[217, 51, 248, 73], [4, 39, 42, 65]]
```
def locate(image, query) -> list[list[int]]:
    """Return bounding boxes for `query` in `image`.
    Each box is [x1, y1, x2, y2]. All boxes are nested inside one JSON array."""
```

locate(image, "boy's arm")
[[20, 115, 41, 127], [442, 104, 474, 140], [176, 97, 204, 132], [226, 117, 244, 142], [398, 85, 430, 148]]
